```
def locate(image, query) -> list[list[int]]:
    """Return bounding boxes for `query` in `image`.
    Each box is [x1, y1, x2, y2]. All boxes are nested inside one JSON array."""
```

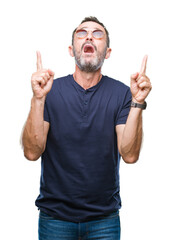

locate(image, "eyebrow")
[[76, 27, 103, 31]]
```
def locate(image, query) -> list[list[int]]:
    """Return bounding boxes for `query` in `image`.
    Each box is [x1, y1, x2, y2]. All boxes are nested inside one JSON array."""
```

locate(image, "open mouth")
[[83, 44, 95, 53]]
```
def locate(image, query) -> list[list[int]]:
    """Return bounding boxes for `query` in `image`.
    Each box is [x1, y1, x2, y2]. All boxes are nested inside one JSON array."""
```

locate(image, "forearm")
[[118, 55, 151, 163], [120, 107, 143, 163], [22, 96, 46, 160]]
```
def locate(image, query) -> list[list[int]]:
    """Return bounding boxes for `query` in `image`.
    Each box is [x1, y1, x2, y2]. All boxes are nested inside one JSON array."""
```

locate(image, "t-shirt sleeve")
[[44, 100, 50, 123], [115, 88, 132, 126]]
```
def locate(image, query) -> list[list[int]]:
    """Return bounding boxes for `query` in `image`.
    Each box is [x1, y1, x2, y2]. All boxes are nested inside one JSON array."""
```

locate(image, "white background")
[[0, 0, 172, 239]]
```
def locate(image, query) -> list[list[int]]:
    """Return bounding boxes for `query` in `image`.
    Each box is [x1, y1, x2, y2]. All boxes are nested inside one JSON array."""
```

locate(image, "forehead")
[[76, 21, 105, 32]]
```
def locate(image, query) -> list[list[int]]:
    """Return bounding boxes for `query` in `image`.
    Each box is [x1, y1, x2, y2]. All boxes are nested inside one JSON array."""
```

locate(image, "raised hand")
[[130, 55, 152, 103], [31, 51, 54, 99]]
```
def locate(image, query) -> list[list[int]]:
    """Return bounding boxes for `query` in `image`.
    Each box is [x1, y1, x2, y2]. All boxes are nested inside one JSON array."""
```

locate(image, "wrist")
[[132, 98, 145, 104], [32, 95, 46, 105], [131, 100, 147, 110], [32, 94, 46, 101]]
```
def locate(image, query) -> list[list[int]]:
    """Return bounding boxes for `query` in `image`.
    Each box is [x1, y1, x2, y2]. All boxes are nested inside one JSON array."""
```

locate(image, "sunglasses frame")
[[75, 29, 105, 40]]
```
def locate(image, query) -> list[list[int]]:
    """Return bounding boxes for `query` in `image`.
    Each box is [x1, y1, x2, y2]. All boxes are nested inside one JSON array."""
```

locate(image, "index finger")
[[36, 51, 43, 71], [140, 55, 148, 75]]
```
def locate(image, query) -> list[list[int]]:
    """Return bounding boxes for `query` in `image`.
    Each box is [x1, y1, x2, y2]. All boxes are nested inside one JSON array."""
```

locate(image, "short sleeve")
[[44, 100, 50, 123], [115, 88, 132, 126]]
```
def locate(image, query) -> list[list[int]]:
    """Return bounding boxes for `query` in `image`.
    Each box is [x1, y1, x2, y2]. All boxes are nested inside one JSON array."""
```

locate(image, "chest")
[[51, 85, 120, 122]]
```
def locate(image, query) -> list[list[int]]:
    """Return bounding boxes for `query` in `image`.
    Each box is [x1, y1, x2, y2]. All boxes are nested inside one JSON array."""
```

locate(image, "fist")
[[31, 51, 54, 99], [130, 55, 152, 104]]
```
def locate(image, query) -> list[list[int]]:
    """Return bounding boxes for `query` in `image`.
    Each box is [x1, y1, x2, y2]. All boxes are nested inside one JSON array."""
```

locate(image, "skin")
[[22, 51, 53, 160], [22, 21, 152, 163], [116, 55, 152, 163], [68, 22, 111, 89]]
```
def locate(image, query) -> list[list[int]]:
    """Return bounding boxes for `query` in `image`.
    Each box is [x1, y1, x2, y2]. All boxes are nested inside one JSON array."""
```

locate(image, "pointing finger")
[[36, 51, 43, 71], [140, 55, 148, 75]]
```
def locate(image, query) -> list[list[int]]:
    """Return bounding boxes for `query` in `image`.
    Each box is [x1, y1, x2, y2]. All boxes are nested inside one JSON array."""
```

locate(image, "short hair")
[[72, 16, 110, 47]]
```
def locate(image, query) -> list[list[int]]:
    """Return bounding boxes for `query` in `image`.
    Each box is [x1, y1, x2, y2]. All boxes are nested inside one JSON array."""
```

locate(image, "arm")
[[116, 108, 143, 163], [22, 97, 50, 161], [116, 55, 152, 164], [22, 51, 54, 161]]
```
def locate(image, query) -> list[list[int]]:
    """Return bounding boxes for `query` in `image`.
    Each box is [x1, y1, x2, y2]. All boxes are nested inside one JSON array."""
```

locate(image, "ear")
[[105, 48, 112, 59], [68, 45, 74, 57]]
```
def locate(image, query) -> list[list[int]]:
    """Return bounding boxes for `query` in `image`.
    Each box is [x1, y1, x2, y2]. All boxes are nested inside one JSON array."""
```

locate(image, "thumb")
[[47, 69, 55, 76], [131, 72, 139, 81]]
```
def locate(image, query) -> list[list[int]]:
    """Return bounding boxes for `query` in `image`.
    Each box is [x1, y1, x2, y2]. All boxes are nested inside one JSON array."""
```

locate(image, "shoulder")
[[102, 76, 131, 104], [48, 74, 72, 93], [45, 74, 71, 102], [52, 74, 71, 87], [103, 75, 130, 92]]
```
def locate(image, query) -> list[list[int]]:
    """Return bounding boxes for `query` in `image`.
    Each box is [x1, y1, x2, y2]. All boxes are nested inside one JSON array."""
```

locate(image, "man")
[[22, 16, 152, 240]]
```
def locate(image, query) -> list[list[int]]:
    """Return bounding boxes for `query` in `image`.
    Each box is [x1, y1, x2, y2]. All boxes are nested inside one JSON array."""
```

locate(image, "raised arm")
[[22, 51, 54, 161], [116, 55, 152, 163]]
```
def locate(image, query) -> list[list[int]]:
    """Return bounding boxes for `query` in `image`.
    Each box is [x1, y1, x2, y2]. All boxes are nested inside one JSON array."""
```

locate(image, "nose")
[[86, 31, 93, 41]]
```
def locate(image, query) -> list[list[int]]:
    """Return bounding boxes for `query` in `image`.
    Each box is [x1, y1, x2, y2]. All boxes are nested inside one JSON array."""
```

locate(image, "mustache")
[[81, 42, 97, 52]]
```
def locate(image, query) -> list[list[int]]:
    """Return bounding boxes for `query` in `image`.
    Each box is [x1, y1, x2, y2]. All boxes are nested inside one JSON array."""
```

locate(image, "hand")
[[130, 55, 152, 104], [31, 51, 54, 99]]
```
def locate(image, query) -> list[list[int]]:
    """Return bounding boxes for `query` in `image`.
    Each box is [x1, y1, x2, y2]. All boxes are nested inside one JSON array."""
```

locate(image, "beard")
[[73, 42, 107, 73]]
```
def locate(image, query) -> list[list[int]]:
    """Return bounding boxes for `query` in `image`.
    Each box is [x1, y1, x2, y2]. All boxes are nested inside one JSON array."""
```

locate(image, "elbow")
[[23, 149, 41, 161], [122, 156, 139, 164], [120, 146, 140, 164], [121, 151, 140, 164], [23, 143, 45, 161], [21, 134, 45, 161]]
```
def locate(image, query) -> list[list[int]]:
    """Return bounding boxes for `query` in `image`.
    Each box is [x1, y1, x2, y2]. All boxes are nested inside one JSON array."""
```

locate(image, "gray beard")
[[73, 45, 107, 73]]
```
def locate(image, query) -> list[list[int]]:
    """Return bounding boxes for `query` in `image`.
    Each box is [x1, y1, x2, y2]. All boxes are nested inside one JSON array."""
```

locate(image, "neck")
[[73, 65, 102, 90]]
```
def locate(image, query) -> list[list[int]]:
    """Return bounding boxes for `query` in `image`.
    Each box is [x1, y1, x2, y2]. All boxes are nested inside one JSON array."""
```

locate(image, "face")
[[69, 21, 111, 73]]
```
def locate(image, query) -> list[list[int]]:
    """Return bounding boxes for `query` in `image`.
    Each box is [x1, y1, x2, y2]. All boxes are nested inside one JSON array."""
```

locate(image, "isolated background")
[[1, 0, 172, 239]]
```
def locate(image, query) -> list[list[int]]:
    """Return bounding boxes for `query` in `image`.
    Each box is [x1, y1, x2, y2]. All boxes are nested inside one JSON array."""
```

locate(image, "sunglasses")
[[75, 29, 104, 40]]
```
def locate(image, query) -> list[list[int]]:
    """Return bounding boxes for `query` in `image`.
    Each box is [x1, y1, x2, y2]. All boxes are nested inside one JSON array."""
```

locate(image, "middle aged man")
[[22, 16, 152, 240]]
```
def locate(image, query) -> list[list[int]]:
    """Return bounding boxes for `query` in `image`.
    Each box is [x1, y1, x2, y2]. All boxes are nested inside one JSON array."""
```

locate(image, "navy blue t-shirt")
[[35, 74, 131, 222]]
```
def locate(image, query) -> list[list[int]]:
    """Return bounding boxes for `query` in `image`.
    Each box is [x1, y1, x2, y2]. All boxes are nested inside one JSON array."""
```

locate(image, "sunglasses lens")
[[92, 30, 104, 39], [76, 29, 104, 39], [76, 30, 87, 38]]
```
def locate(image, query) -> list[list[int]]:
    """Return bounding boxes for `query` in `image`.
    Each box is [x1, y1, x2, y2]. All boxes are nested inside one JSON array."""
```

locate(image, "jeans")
[[38, 210, 120, 240]]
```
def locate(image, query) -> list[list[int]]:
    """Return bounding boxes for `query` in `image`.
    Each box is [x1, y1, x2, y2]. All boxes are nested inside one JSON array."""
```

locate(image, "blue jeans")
[[38, 210, 120, 240]]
